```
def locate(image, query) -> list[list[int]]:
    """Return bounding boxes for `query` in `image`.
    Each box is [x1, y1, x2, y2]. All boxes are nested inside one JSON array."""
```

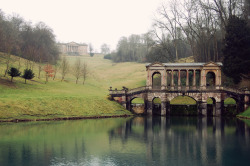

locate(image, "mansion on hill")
[[58, 42, 88, 55]]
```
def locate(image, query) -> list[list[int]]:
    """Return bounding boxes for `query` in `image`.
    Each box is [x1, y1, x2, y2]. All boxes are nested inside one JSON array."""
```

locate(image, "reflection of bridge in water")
[[109, 62, 250, 116], [109, 117, 250, 165]]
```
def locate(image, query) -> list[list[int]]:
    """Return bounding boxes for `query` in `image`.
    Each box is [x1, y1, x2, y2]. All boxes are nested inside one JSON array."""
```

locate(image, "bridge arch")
[[207, 97, 216, 116], [130, 97, 145, 114], [152, 97, 161, 115], [223, 97, 237, 116], [170, 96, 198, 115]]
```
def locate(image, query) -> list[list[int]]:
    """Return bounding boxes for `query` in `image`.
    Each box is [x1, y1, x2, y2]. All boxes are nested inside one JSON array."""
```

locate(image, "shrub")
[[8, 67, 21, 82], [22, 69, 35, 84]]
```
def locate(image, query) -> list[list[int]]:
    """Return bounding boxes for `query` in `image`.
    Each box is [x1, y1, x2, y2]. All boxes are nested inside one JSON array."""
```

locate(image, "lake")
[[0, 116, 250, 166]]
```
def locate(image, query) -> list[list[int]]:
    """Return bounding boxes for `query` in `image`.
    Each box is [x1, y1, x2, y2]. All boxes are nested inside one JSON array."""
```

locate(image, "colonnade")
[[147, 62, 222, 90], [67, 45, 79, 53]]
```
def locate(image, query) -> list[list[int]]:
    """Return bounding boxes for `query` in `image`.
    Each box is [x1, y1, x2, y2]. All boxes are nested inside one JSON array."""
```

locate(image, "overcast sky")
[[0, 0, 165, 52]]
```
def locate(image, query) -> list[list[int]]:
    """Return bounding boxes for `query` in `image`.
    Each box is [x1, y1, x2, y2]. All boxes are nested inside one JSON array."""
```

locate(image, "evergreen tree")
[[22, 69, 35, 84], [7, 67, 21, 82], [222, 16, 250, 84]]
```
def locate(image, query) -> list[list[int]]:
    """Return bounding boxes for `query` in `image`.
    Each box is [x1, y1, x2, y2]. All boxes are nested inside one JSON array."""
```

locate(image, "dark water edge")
[[0, 116, 250, 166], [0, 114, 132, 123]]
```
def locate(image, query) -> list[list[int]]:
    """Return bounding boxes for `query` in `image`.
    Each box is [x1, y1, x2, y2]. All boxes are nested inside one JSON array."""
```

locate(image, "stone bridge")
[[109, 62, 250, 116]]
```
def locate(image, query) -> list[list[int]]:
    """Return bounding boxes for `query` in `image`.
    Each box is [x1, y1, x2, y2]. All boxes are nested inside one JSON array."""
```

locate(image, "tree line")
[[0, 10, 59, 76], [106, 0, 249, 64], [5, 55, 89, 85]]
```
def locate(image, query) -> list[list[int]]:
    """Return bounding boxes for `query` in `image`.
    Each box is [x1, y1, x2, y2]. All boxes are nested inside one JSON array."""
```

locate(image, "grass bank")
[[237, 107, 250, 119], [0, 53, 147, 121]]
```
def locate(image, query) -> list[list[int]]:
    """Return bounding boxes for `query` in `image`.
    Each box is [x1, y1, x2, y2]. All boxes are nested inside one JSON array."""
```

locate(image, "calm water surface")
[[0, 117, 250, 166]]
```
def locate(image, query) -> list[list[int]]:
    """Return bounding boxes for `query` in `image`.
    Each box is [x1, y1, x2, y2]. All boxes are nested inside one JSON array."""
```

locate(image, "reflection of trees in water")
[[109, 117, 250, 166]]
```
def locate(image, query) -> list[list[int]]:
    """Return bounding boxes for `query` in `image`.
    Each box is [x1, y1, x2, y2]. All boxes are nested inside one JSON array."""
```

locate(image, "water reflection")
[[0, 117, 250, 166], [109, 117, 250, 166]]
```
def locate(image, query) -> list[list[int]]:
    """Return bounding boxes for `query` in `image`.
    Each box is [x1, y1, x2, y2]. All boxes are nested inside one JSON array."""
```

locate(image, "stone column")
[[186, 69, 189, 90], [121, 95, 127, 109], [147, 69, 152, 90], [215, 102, 222, 116], [161, 70, 167, 90], [192, 69, 196, 90], [200, 69, 206, 90], [171, 70, 174, 90], [161, 101, 167, 115], [166, 101, 170, 115], [178, 70, 181, 90], [146, 101, 153, 115], [166, 71, 168, 89], [198, 101, 207, 116]]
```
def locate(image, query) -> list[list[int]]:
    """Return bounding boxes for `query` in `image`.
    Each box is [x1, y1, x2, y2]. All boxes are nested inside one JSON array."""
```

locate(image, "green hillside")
[[0, 53, 147, 121]]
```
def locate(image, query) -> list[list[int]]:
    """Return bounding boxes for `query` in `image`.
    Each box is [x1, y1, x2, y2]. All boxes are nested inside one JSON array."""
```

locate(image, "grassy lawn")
[[0, 53, 147, 121], [238, 107, 250, 119], [0, 53, 244, 121]]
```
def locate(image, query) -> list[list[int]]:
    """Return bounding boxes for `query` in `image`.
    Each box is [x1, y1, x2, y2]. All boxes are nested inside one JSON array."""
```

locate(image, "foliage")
[[22, 69, 35, 83], [82, 61, 88, 85], [73, 57, 81, 84], [60, 56, 69, 81], [100, 43, 110, 55], [7, 67, 21, 82], [222, 15, 250, 84], [0, 11, 59, 64], [89, 43, 94, 57], [104, 53, 113, 60], [44, 64, 54, 83]]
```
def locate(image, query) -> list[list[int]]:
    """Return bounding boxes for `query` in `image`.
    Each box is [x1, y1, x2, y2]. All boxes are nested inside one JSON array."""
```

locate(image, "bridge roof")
[[146, 62, 222, 67]]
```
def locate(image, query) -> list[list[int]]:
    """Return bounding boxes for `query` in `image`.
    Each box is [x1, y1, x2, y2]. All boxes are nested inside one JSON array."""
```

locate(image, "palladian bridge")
[[109, 62, 250, 116]]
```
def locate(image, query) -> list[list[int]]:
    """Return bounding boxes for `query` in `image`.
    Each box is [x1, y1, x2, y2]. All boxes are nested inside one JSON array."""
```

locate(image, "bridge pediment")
[[203, 61, 222, 67], [146, 62, 164, 67]]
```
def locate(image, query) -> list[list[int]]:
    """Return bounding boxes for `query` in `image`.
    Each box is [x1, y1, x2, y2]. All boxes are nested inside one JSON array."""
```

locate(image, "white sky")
[[0, 0, 165, 52]]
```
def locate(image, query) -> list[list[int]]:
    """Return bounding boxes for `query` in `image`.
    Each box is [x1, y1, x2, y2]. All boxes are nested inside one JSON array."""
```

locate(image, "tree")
[[82, 61, 88, 85], [60, 56, 70, 81], [44, 64, 54, 83], [222, 15, 250, 84], [22, 69, 35, 84], [73, 57, 81, 84], [89, 43, 94, 57], [101, 43, 110, 55], [8, 67, 21, 82]]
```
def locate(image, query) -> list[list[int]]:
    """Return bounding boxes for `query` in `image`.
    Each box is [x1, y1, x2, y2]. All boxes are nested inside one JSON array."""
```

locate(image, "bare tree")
[[53, 62, 59, 80], [81, 61, 88, 85], [60, 56, 69, 81], [73, 57, 81, 84], [154, 0, 181, 61], [101, 43, 110, 55]]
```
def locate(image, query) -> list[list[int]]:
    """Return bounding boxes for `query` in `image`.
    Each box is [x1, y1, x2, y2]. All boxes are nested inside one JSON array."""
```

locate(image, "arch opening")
[[152, 97, 161, 115], [130, 98, 145, 114], [170, 96, 197, 116], [223, 97, 237, 116], [152, 72, 161, 89], [207, 97, 216, 116], [206, 72, 216, 89]]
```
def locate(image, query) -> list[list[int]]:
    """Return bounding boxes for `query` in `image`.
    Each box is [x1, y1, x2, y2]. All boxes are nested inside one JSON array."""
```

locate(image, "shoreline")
[[0, 114, 134, 123]]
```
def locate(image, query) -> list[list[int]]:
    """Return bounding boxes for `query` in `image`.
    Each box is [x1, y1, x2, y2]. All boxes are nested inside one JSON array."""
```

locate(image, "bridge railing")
[[222, 87, 246, 94], [127, 86, 147, 94], [109, 89, 126, 95]]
